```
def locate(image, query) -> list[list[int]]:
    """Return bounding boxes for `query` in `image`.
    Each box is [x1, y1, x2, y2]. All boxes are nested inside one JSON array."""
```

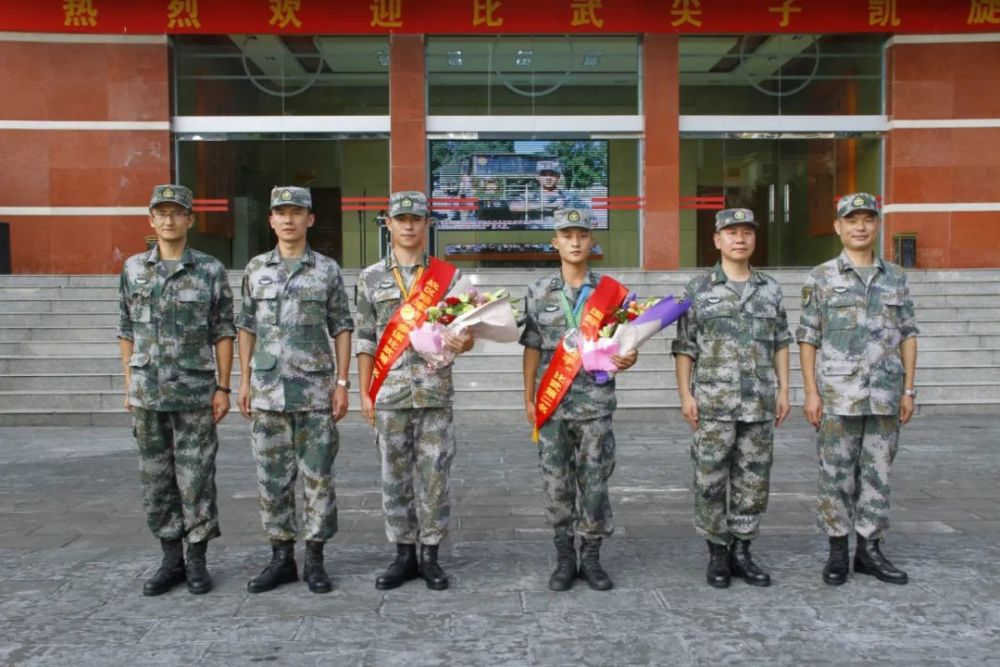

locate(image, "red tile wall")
[[642, 34, 680, 270]]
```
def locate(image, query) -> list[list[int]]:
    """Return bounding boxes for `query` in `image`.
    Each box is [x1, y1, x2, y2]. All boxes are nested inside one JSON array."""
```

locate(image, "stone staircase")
[[1, 269, 999, 425]]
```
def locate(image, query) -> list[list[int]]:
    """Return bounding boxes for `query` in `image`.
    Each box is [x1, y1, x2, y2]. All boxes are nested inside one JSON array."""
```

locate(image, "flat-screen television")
[[430, 139, 609, 231]]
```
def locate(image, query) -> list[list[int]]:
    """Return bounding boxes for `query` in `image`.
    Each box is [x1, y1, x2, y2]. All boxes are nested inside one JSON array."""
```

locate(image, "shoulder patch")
[[801, 285, 812, 307]]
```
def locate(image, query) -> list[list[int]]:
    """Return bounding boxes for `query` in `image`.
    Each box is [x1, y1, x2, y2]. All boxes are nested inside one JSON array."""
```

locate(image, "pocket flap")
[[252, 287, 279, 301], [295, 355, 333, 372], [251, 350, 278, 370], [177, 290, 209, 303], [128, 352, 150, 368], [755, 365, 775, 380], [821, 360, 860, 376], [298, 289, 326, 302]]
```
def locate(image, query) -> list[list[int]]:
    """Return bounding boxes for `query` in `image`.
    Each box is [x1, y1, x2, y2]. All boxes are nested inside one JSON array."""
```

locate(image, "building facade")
[[0, 1, 998, 273]]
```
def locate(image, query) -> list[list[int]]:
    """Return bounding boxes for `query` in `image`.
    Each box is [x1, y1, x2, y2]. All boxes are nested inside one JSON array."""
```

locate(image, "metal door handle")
[[768, 184, 776, 224], [784, 183, 790, 224]]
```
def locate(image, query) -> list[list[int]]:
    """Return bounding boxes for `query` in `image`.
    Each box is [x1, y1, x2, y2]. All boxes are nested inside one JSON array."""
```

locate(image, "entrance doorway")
[[682, 136, 881, 268]]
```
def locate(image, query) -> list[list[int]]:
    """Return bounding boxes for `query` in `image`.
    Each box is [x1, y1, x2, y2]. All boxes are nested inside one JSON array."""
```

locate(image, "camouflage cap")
[[536, 160, 562, 174], [715, 208, 757, 232], [149, 184, 193, 211], [837, 192, 880, 218], [553, 207, 592, 231], [388, 191, 429, 218], [269, 186, 312, 210]]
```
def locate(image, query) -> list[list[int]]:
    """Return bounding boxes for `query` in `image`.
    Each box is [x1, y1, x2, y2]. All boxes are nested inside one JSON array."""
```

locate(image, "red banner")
[[368, 257, 456, 403], [533, 275, 628, 441], [3, 0, 999, 35]]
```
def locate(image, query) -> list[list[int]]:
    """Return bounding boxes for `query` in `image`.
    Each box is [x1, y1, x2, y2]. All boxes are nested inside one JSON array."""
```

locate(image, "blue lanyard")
[[558, 284, 592, 329]]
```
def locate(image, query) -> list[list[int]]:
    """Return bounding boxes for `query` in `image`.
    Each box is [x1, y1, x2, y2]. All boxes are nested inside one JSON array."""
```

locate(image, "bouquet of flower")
[[580, 293, 692, 384], [409, 276, 520, 368]]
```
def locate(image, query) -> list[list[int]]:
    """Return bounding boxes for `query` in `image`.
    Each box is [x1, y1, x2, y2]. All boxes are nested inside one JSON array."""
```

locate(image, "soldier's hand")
[[524, 396, 536, 427], [680, 393, 699, 431], [899, 395, 915, 425], [803, 392, 823, 429], [332, 387, 349, 423], [611, 349, 638, 371], [212, 389, 230, 424], [237, 382, 252, 419], [775, 390, 791, 428], [443, 329, 475, 355], [361, 393, 375, 427]]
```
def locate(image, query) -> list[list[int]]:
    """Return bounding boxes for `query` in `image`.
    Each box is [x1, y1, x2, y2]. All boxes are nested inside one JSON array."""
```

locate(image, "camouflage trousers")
[[375, 407, 456, 546], [132, 407, 220, 543], [692, 419, 773, 545], [250, 410, 340, 543], [537, 416, 616, 540], [817, 414, 899, 539]]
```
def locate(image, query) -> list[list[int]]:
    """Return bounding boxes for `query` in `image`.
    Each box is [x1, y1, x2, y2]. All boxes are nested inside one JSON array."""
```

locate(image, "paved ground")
[[0, 412, 998, 666]]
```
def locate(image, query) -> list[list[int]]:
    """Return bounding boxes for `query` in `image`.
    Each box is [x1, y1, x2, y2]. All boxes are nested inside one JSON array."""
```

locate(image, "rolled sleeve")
[[234, 274, 257, 334], [518, 291, 542, 350], [773, 286, 792, 351], [897, 280, 920, 341], [116, 270, 133, 341], [670, 284, 698, 360], [209, 266, 237, 343], [354, 276, 378, 357], [327, 269, 355, 338], [795, 273, 822, 347]]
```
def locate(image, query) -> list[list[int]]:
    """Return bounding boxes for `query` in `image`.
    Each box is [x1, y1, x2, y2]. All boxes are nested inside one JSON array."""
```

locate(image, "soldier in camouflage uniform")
[[236, 186, 354, 594], [520, 207, 638, 592], [117, 184, 236, 596], [356, 191, 474, 591], [672, 208, 791, 588], [798, 192, 918, 586]]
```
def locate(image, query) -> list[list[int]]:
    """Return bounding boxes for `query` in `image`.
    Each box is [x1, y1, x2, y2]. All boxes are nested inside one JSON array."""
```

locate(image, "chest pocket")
[[129, 286, 153, 323], [879, 290, 905, 329], [537, 302, 566, 347], [698, 298, 736, 341], [295, 289, 327, 327], [826, 291, 862, 330], [175, 290, 210, 326], [373, 287, 402, 327], [253, 286, 280, 325], [751, 305, 777, 341]]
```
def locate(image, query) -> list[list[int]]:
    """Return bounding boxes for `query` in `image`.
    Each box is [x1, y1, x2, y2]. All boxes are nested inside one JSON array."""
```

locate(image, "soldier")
[[355, 191, 473, 591], [117, 184, 235, 596], [520, 207, 638, 591], [672, 208, 791, 588], [798, 192, 918, 586], [510, 160, 567, 227], [236, 186, 354, 594]]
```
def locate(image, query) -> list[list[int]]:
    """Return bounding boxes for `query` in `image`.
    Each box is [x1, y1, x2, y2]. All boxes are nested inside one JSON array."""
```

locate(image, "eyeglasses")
[[152, 211, 191, 220]]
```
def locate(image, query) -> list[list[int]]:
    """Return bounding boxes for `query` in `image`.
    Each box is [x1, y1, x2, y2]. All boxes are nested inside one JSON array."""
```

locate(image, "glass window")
[[680, 35, 884, 115], [177, 137, 388, 269], [173, 35, 390, 116], [427, 36, 640, 115]]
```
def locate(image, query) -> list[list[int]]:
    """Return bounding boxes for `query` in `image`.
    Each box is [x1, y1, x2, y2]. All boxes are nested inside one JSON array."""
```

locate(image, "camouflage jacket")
[[117, 246, 235, 411], [672, 263, 792, 422], [520, 270, 616, 421], [236, 246, 354, 412], [796, 252, 918, 416], [355, 253, 461, 409]]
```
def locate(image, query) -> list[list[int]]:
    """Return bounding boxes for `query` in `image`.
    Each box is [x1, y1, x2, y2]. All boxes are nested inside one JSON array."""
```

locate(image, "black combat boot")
[[822, 535, 850, 586], [418, 544, 450, 591], [854, 535, 908, 585], [578, 537, 613, 591], [706, 541, 731, 588], [247, 540, 298, 593], [729, 539, 771, 587], [143, 538, 186, 596], [548, 534, 577, 592], [185, 541, 212, 595], [302, 540, 332, 594], [375, 543, 419, 590]]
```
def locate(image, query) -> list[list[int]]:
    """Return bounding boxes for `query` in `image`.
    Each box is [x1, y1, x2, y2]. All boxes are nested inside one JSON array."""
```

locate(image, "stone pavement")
[[0, 412, 998, 666]]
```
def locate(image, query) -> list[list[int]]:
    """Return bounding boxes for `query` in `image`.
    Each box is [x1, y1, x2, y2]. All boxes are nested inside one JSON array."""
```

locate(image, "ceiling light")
[[447, 50, 463, 67], [515, 49, 533, 67], [375, 50, 389, 66], [583, 50, 602, 67]]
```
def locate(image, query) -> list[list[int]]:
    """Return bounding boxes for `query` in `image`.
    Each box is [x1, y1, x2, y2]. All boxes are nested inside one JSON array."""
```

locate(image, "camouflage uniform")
[[355, 191, 461, 546], [520, 262, 618, 540], [672, 208, 792, 546], [798, 197, 918, 539], [117, 185, 235, 544], [237, 188, 354, 543]]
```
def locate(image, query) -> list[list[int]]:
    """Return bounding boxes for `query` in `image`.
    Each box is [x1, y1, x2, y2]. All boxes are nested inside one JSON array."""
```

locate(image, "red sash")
[[533, 275, 628, 440], [368, 257, 457, 403]]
